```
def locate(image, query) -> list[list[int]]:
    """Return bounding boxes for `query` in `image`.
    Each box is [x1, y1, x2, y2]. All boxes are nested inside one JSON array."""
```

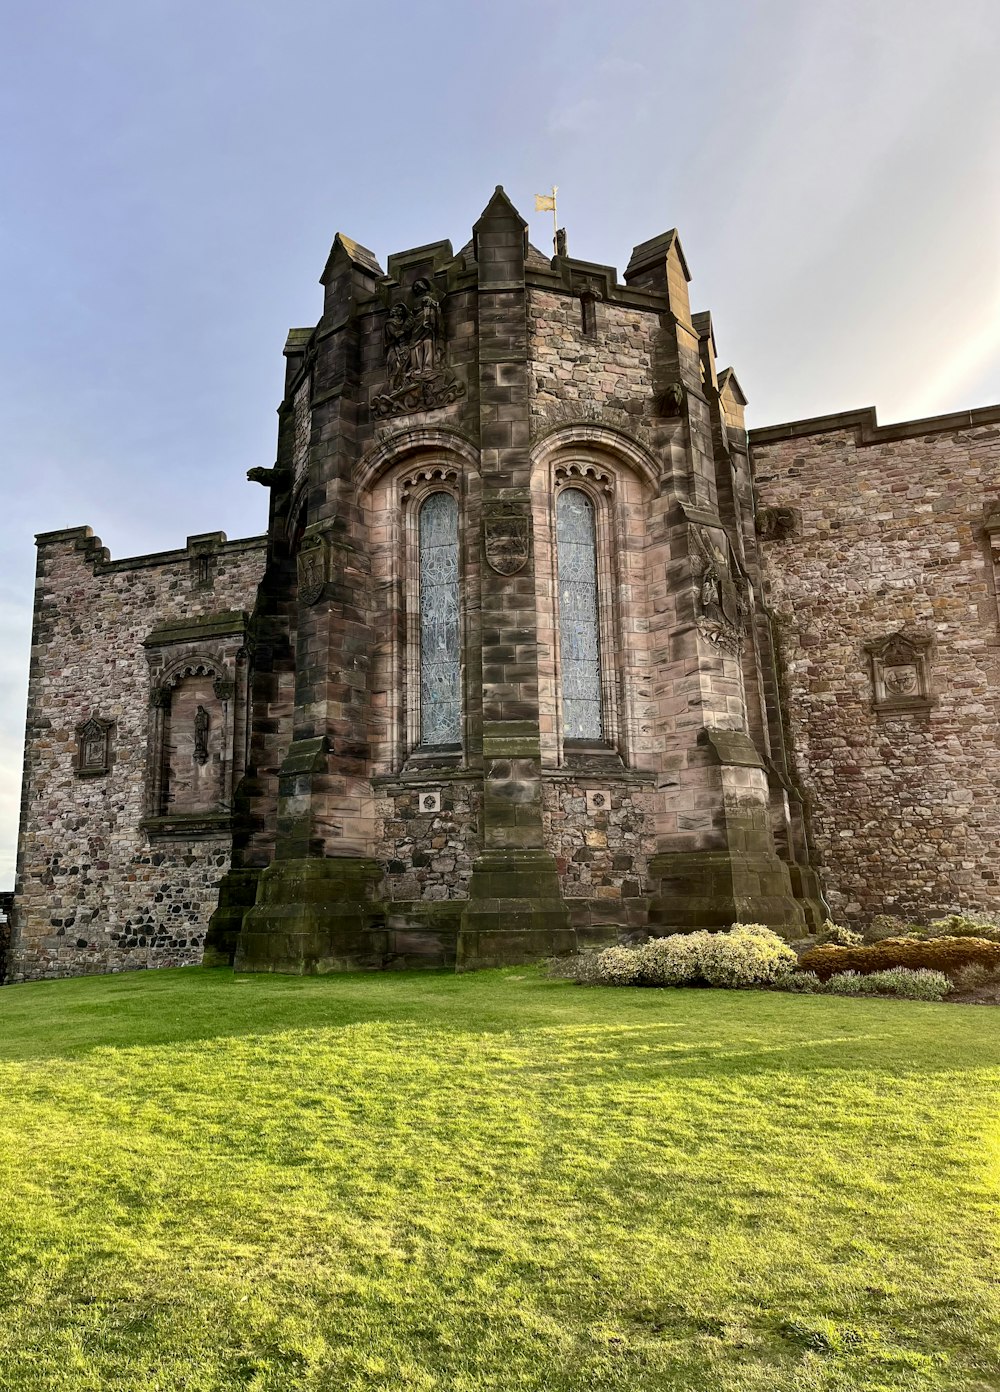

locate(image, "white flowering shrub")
[[634, 933, 704, 986], [592, 945, 643, 986], [698, 926, 799, 987], [822, 967, 951, 1001], [815, 919, 864, 947], [568, 925, 800, 989]]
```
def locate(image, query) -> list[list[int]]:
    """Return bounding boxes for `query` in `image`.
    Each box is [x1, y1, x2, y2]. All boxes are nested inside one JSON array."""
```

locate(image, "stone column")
[[627, 233, 809, 937], [456, 189, 575, 969], [236, 235, 386, 973]]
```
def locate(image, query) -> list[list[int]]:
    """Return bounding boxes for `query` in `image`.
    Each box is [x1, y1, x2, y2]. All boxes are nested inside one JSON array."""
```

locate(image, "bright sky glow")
[[1, 0, 998, 883]]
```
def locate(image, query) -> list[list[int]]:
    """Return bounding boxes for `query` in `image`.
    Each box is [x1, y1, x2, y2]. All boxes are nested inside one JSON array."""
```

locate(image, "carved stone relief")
[[371, 278, 465, 418], [193, 705, 210, 765], [483, 502, 530, 576], [298, 533, 328, 606], [692, 529, 747, 654], [75, 717, 113, 777], [756, 506, 800, 542], [865, 632, 934, 714]]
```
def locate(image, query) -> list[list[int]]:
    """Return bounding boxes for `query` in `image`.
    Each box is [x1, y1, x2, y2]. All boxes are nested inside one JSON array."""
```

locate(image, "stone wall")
[[10, 527, 266, 980], [752, 406, 1000, 926], [529, 290, 657, 423]]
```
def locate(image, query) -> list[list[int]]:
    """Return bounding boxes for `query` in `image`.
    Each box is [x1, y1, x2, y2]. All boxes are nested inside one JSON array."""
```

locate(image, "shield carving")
[[484, 505, 530, 576], [298, 536, 327, 606]]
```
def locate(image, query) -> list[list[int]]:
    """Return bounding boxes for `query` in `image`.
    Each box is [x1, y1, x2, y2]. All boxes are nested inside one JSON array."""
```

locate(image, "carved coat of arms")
[[298, 535, 328, 606], [371, 277, 466, 418], [484, 504, 530, 576]]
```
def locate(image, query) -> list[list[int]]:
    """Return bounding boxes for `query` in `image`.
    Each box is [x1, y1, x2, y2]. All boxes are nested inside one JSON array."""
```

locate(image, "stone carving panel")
[[693, 529, 747, 654], [865, 632, 934, 714], [298, 533, 329, 606], [483, 502, 530, 576], [756, 506, 800, 542], [75, 717, 113, 778], [372, 279, 465, 418]]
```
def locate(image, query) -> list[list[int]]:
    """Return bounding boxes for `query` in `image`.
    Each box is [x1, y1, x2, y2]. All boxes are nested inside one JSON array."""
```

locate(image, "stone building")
[[8, 188, 999, 980]]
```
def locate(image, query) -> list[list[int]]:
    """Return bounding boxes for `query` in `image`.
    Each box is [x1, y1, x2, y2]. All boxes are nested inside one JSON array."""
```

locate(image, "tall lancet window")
[[419, 492, 462, 746], [557, 488, 603, 741]]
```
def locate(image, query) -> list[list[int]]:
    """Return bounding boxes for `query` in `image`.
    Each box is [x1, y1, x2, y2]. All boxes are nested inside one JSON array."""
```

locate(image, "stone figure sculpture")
[[693, 529, 747, 654], [371, 278, 465, 418], [193, 705, 210, 765]]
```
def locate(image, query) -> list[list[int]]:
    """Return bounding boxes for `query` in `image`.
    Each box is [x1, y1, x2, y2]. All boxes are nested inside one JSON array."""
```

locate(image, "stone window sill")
[[873, 697, 935, 719], [142, 813, 233, 840]]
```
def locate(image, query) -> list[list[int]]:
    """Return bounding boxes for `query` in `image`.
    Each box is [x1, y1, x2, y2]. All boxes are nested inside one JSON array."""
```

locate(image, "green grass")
[[0, 968, 998, 1391]]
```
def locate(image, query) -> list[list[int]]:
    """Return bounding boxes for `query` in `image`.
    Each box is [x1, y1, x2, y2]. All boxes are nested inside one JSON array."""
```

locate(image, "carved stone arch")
[[529, 422, 661, 496], [363, 438, 480, 776], [355, 426, 480, 497], [157, 652, 227, 692]]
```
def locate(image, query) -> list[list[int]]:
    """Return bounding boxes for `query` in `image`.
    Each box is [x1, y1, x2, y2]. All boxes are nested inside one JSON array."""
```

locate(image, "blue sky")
[[2, 0, 998, 885]]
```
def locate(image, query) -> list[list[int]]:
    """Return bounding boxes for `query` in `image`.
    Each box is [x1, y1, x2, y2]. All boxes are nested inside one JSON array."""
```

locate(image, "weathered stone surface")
[[752, 407, 1000, 926], [10, 530, 265, 980], [33, 190, 992, 979]]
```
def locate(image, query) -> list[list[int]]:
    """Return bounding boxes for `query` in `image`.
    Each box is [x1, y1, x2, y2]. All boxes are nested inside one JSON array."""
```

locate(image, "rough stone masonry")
[[7, 188, 998, 981]]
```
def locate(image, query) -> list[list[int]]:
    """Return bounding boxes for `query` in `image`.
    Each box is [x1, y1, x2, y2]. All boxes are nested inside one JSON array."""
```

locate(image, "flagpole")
[[551, 185, 558, 246]]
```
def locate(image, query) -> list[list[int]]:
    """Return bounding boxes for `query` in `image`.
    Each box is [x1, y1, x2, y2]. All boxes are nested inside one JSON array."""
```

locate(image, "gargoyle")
[[247, 466, 279, 487]]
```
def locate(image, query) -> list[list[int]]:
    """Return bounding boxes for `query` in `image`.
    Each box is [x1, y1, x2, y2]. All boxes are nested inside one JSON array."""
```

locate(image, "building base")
[[646, 849, 818, 939], [234, 857, 385, 973], [203, 868, 261, 967], [456, 850, 576, 970]]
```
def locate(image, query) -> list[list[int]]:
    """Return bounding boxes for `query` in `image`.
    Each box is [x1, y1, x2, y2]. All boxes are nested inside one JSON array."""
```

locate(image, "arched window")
[[418, 492, 461, 746], [556, 488, 603, 742]]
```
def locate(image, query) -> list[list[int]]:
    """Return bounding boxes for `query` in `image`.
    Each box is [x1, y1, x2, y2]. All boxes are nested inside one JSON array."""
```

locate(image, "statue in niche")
[[193, 705, 210, 765], [83, 727, 105, 768], [371, 278, 465, 418]]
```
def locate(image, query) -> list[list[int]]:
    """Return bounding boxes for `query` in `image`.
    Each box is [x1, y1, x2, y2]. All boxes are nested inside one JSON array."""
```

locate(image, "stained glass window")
[[557, 488, 603, 741], [419, 492, 462, 745]]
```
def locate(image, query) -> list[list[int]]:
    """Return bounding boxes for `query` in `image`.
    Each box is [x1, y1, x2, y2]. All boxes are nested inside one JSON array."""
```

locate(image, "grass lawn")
[[0, 968, 998, 1391]]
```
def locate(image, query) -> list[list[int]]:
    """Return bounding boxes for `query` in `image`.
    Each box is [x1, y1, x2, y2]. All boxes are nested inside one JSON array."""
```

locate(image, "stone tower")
[[206, 187, 825, 973]]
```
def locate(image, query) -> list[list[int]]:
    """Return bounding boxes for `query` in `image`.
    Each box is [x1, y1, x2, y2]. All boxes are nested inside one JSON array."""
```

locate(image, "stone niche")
[[142, 611, 248, 837]]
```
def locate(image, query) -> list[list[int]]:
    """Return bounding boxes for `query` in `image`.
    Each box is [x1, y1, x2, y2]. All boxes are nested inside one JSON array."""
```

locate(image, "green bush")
[[774, 969, 823, 993], [698, 926, 799, 988], [800, 936, 1000, 983], [923, 913, 1000, 944], [634, 933, 703, 986], [815, 919, 863, 947], [822, 968, 951, 1001], [863, 914, 912, 944]]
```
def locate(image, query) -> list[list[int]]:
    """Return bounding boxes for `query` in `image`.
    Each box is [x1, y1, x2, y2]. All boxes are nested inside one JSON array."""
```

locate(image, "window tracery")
[[556, 489, 603, 742], [418, 491, 462, 747]]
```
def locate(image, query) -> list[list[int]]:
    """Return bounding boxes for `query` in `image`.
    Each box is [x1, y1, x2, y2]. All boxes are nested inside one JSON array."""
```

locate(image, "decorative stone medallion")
[[585, 789, 611, 813], [484, 504, 530, 576]]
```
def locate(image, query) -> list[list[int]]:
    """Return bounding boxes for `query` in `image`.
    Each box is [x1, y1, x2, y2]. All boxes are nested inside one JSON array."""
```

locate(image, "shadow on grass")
[[2, 968, 999, 1081]]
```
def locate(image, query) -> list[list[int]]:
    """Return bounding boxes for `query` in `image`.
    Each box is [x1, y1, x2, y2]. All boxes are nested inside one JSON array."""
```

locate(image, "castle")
[[9, 188, 1000, 980]]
